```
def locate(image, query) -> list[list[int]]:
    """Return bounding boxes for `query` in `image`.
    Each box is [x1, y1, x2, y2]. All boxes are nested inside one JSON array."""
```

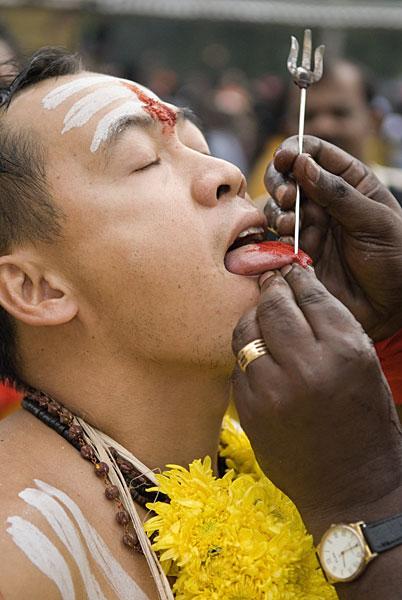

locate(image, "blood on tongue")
[[225, 241, 312, 276], [123, 83, 177, 130], [254, 241, 312, 268]]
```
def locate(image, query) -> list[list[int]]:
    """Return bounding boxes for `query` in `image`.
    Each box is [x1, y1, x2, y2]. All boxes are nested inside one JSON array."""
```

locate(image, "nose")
[[191, 155, 247, 207]]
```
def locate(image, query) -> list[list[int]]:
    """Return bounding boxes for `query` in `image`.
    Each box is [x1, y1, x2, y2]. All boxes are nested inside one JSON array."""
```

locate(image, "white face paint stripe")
[[42, 75, 176, 154], [6, 516, 75, 600], [42, 75, 113, 110], [62, 86, 134, 134], [19, 487, 107, 600], [35, 479, 148, 600], [90, 99, 147, 153]]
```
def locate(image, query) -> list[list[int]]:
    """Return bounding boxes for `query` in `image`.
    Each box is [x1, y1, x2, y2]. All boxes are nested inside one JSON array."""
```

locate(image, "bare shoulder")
[[0, 411, 69, 599], [0, 411, 157, 600]]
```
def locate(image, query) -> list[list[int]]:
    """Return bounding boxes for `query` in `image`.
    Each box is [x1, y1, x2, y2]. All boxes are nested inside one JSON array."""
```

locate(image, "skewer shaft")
[[294, 87, 306, 255]]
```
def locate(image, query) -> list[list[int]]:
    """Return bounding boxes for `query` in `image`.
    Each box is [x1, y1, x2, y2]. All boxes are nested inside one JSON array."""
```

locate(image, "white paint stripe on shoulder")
[[6, 516, 75, 600], [62, 86, 134, 134], [35, 479, 148, 600], [90, 99, 146, 153], [19, 487, 106, 600], [42, 76, 113, 110]]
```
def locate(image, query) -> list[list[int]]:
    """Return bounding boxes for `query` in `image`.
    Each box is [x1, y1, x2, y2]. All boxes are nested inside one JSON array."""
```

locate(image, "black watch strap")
[[362, 512, 402, 553]]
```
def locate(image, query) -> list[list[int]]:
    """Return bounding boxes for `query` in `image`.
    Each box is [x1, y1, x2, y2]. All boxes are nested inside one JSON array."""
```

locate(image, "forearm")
[[301, 485, 402, 600]]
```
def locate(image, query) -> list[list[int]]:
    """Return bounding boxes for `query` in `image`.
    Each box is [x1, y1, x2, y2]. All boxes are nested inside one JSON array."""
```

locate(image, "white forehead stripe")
[[61, 86, 134, 134], [42, 75, 113, 109], [90, 99, 147, 153], [42, 76, 175, 153]]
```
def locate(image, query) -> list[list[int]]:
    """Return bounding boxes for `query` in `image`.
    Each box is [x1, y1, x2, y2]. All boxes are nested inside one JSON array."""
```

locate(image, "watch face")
[[319, 525, 366, 582]]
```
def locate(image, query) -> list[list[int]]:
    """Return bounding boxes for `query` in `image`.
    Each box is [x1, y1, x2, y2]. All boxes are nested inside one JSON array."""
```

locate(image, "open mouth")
[[226, 226, 266, 253]]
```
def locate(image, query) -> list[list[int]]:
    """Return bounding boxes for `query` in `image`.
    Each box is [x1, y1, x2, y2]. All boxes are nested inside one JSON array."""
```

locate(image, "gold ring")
[[237, 338, 269, 372]]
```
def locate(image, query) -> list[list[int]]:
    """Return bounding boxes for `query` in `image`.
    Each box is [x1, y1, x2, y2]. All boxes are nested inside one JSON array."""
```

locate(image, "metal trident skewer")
[[287, 29, 325, 254]]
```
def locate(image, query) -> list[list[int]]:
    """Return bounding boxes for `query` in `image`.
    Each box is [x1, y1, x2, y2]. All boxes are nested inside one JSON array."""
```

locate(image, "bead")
[[117, 460, 133, 474], [105, 485, 119, 500], [94, 462, 109, 477], [116, 510, 130, 526], [47, 400, 60, 416], [135, 543, 144, 554], [68, 424, 83, 440], [59, 408, 73, 425], [37, 396, 49, 408], [80, 444, 94, 460], [109, 447, 119, 459], [122, 532, 138, 549]]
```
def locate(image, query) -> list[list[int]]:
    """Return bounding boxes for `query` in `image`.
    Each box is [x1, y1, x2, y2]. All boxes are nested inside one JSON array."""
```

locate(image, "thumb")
[[293, 153, 393, 236]]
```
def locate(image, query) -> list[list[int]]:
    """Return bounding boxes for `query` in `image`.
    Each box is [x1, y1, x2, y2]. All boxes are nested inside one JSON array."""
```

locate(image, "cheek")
[[75, 221, 211, 317]]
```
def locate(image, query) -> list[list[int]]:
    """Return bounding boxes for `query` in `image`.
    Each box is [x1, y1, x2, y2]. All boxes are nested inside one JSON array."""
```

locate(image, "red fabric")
[[375, 328, 402, 405], [0, 383, 21, 418]]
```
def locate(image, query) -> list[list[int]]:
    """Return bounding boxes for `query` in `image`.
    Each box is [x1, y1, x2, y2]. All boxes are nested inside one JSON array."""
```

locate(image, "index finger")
[[256, 271, 315, 366], [271, 135, 399, 211], [281, 263, 364, 341]]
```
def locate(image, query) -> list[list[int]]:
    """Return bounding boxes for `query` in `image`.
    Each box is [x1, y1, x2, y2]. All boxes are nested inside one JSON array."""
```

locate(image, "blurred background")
[[2, 0, 402, 414]]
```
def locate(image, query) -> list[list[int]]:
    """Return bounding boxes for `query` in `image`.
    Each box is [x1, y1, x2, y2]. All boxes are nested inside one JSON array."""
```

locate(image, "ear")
[[0, 252, 78, 327]]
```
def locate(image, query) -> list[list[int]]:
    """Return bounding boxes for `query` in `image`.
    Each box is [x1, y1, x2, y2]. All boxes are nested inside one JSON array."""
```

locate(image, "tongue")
[[225, 241, 313, 276]]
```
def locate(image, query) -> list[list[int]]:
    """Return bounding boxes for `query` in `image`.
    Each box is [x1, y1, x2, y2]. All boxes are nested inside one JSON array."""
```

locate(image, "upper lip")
[[226, 210, 267, 253]]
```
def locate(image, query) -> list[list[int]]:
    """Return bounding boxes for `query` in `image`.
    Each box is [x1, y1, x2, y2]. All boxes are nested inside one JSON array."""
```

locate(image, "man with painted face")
[[0, 49, 401, 600]]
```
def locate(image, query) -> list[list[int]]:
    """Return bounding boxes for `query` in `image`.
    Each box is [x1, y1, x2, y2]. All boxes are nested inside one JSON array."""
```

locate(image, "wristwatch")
[[317, 513, 402, 583]]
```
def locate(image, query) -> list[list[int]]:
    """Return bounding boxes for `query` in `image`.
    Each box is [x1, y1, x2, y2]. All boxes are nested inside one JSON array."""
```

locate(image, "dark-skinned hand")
[[264, 135, 402, 342], [232, 265, 402, 535]]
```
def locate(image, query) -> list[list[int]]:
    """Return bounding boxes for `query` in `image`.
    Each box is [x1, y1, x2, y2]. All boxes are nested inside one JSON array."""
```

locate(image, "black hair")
[[0, 48, 81, 387]]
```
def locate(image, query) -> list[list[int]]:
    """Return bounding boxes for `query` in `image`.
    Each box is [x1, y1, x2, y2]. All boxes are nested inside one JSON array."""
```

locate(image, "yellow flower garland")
[[145, 417, 337, 599]]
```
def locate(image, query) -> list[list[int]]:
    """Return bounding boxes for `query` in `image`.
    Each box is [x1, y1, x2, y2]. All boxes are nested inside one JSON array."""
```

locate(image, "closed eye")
[[133, 158, 161, 173]]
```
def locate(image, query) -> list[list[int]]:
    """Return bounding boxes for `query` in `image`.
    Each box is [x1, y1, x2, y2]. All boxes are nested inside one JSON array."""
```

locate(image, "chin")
[[226, 271, 261, 311]]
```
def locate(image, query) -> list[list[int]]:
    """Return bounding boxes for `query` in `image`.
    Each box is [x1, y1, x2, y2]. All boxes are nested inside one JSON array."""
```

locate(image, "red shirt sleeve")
[[375, 328, 402, 405]]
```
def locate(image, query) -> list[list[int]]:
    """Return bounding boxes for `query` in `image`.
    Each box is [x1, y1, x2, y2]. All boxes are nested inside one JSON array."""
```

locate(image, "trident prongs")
[[287, 29, 325, 89], [286, 29, 325, 255]]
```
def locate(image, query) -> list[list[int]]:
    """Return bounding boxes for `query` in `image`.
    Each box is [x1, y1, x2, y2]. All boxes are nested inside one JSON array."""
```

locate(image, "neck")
[[29, 353, 232, 474]]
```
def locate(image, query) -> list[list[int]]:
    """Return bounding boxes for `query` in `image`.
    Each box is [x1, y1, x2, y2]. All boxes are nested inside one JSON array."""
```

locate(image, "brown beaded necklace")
[[22, 388, 169, 555]]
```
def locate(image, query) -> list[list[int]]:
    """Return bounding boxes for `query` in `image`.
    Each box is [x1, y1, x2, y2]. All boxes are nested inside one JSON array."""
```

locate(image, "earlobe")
[[0, 257, 78, 327]]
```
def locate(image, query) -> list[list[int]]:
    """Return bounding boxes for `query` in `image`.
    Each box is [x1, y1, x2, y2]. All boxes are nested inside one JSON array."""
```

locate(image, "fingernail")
[[280, 264, 293, 277], [259, 271, 275, 288], [305, 156, 320, 183], [276, 185, 287, 204]]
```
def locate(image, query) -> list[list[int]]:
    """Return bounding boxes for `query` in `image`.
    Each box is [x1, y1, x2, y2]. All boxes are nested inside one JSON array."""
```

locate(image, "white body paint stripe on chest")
[[7, 480, 149, 600], [19, 487, 106, 600], [35, 479, 145, 600], [90, 99, 147, 153], [62, 86, 134, 134], [6, 516, 75, 600]]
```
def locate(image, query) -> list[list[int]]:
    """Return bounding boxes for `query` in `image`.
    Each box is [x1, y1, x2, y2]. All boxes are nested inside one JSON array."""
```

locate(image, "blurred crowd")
[[2, 16, 402, 416]]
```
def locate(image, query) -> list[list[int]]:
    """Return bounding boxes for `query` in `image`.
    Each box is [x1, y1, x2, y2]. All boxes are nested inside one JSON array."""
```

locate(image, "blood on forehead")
[[122, 82, 177, 131]]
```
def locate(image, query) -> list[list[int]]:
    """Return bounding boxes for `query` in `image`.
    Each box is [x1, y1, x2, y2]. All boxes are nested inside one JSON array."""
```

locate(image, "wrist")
[[300, 483, 402, 543]]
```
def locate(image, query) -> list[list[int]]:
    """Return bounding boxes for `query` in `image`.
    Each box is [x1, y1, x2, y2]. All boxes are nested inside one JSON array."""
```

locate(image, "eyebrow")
[[101, 108, 187, 159]]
